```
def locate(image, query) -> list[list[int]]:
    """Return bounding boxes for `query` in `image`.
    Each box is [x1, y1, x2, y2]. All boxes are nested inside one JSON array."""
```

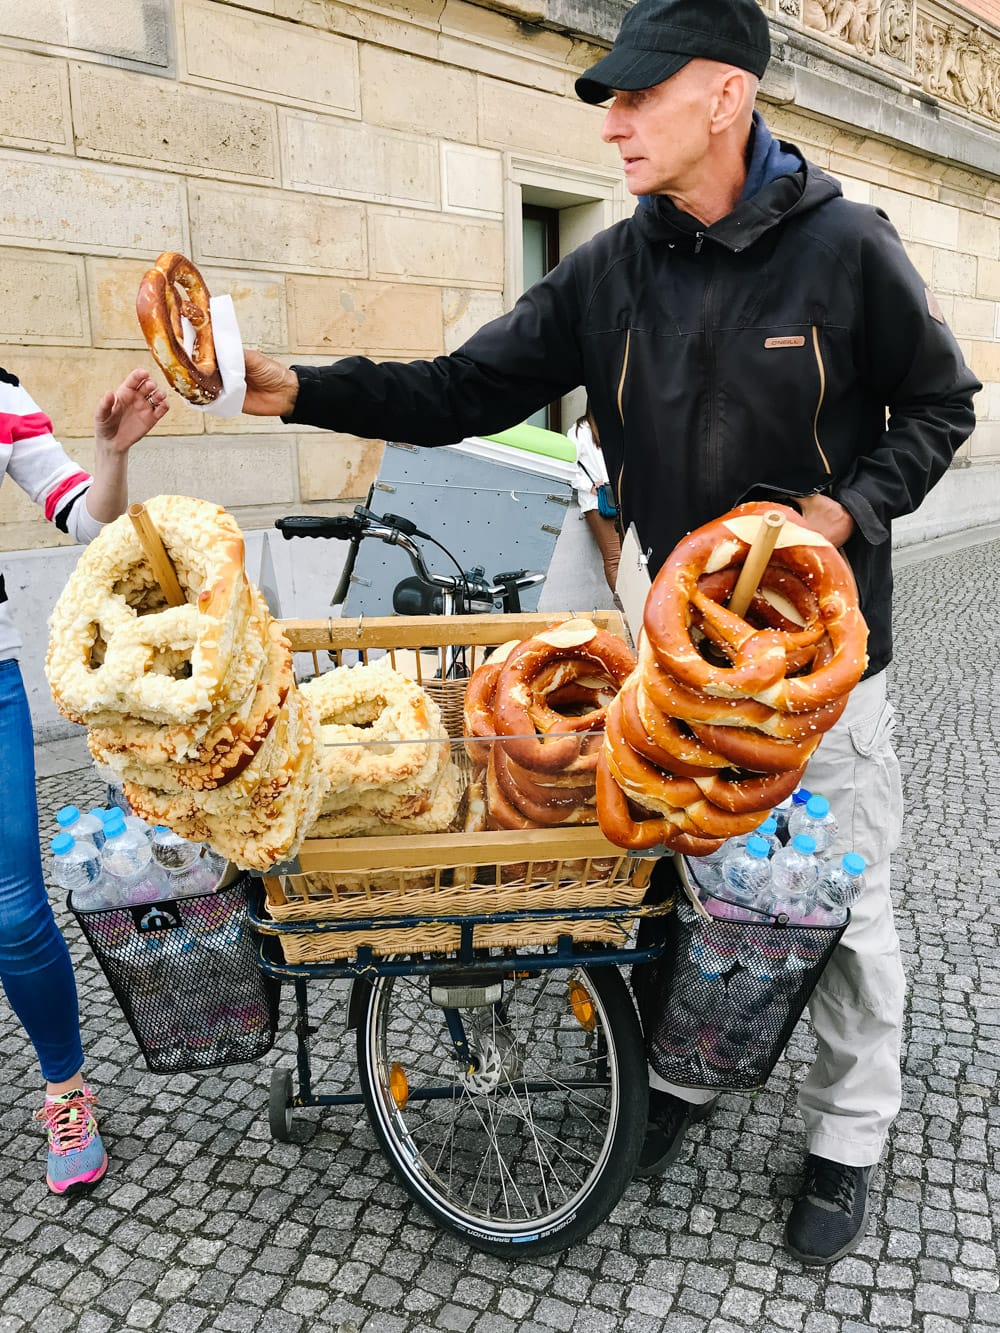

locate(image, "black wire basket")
[[70, 872, 278, 1074], [638, 861, 850, 1092]]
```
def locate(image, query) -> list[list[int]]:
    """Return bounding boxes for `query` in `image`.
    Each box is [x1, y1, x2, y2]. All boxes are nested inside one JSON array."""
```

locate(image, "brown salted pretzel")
[[596, 502, 868, 856], [136, 252, 224, 405]]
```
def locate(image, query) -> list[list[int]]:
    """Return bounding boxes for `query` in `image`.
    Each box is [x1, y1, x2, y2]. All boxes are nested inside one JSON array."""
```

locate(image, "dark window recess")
[[521, 204, 562, 435]]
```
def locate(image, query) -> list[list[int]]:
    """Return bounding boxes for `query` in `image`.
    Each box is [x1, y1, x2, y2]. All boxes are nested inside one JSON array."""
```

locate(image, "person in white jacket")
[[0, 364, 167, 1193], [568, 400, 622, 591]]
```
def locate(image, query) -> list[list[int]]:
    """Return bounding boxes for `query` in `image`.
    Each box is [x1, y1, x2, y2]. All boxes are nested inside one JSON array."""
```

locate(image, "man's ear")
[[710, 68, 753, 136]]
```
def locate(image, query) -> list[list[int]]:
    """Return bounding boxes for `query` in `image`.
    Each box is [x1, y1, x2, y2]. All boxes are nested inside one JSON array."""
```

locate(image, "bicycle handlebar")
[[275, 507, 545, 611], [275, 514, 366, 541]]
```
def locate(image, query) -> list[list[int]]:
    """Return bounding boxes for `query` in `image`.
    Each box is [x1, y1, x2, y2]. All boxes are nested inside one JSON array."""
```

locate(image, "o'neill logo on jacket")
[[764, 336, 806, 349]]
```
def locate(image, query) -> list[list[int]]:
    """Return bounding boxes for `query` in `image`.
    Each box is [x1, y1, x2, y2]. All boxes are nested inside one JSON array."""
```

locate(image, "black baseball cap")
[[575, 0, 771, 105]]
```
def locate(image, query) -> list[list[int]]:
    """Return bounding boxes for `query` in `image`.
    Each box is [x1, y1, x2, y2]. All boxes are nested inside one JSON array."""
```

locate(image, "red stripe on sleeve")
[[44, 471, 92, 522], [0, 410, 55, 445]]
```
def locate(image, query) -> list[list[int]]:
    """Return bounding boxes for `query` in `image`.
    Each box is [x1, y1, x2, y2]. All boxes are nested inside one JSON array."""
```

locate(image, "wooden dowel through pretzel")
[[728, 510, 785, 618], [128, 502, 186, 607]]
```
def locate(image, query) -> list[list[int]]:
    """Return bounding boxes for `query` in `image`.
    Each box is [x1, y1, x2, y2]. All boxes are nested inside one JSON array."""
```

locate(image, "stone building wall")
[[0, 0, 998, 559]]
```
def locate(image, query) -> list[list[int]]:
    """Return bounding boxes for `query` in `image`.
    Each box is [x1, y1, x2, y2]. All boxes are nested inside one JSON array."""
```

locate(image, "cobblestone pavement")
[[2, 537, 998, 1333]]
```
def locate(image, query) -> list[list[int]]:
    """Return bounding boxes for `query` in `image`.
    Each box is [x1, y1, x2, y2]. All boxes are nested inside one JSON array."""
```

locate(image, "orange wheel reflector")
[[569, 981, 596, 1032], [389, 1063, 410, 1109]]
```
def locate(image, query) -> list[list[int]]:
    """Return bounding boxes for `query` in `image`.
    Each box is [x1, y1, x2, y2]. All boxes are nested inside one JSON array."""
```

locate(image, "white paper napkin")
[[180, 294, 246, 417]]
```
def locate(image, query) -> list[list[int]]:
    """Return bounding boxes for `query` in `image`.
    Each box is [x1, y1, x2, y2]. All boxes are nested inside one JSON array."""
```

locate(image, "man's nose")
[[601, 102, 625, 143]]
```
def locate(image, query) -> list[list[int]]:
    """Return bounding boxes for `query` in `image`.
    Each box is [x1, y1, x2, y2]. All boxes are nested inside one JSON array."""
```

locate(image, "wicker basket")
[[261, 613, 649, 962]]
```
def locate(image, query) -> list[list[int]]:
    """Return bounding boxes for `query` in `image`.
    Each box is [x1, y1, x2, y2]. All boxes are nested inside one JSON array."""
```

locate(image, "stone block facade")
[[0, 0, 997, 568]]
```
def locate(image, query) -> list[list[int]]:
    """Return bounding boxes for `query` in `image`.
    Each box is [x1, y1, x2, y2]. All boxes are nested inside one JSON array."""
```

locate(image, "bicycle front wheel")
[[356, 960, 647, 1256]]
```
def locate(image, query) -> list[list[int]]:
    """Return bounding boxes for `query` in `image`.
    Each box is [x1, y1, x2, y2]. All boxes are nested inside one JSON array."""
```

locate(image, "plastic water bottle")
[[753, 817, 781, 857], [105, 781, 131, 816], [816, 852, 866, 911], [769, 834, 820, 914], [55, 805, 106, 850], [124, 935, 183, 1056], [703, 971, 769, 1077], [97, 804, 152, 844], [50, 833, 112, 910], [719, 835, 772, 913], [687, 928, 737, 983], [770, 795, 794, 842], [87, 808, 113, 847], [150, 827, 220, 897], [791, 859, 855, 969], [101, 810, 170, 907], [688, 841, 730, 896], [151, 826, 198, 871], [787, 794, 839, 855]]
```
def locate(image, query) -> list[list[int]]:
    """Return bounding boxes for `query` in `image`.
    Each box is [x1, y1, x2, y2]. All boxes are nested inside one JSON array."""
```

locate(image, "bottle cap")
[[55, 805, 80, 828], [792, 834, 817, 855], [843, 852, 866, 876], [87, 807, 108, 822], [745, 835, 770, 859], [51, 832, 75, 854], [103, 810, 127, 837], [792, 788, 812, 806], [760, 817, 778, 835], [154, 826, 171, 834], [805, 795, 830, 817]]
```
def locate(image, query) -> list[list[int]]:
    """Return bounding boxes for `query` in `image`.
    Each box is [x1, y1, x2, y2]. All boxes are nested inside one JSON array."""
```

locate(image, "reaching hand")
[[243, 349, 300, 417], [797, 493, 855, 548], [94, 369, 169, 454]]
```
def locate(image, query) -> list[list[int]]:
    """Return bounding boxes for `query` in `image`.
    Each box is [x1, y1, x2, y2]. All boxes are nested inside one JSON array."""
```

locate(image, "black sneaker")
[[785, 1155, 874, 1265], [635, 1090, 718, 1177]]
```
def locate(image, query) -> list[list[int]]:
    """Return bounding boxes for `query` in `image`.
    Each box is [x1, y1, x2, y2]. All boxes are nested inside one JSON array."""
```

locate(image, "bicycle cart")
[[64, 510, 851, 1257]]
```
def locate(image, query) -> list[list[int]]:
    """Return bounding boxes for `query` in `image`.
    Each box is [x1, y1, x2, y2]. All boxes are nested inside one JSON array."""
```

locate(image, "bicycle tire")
[[355, 959, 647, 1256]]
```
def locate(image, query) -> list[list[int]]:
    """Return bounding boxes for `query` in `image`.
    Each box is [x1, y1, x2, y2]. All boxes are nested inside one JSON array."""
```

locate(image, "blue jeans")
[[0, 658, 84, 1082]]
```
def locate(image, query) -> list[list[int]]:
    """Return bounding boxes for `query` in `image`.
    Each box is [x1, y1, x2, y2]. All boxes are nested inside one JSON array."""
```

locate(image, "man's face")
[[601, 62, 715, 199]]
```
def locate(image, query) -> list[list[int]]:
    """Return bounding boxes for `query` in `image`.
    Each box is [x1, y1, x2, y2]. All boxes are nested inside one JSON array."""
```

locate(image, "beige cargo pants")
[[651, 671, 907, 1167]]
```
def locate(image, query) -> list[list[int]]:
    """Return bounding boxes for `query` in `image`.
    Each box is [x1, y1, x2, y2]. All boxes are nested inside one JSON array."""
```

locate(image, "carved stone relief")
[[803, 0, 879, 54], [915, 11, 1000, 120], [781, 0, 1000, 126], [879, 0, 912, 63]]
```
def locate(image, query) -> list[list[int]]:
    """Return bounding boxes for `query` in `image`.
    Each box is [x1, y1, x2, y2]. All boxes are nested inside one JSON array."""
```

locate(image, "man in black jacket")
[[242, 0, 979, 1265]]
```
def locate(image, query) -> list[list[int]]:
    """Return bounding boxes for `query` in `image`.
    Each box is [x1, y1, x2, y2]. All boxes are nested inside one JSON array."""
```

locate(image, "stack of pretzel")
[[302, 657, 461, 838], [463, 618, 636, 831], [597, 502, 869, 856], [45, 495, 324, 871]]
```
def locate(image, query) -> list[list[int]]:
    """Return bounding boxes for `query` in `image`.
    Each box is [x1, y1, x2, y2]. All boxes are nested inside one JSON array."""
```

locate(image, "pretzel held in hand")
[[136, 252, 223, 405]]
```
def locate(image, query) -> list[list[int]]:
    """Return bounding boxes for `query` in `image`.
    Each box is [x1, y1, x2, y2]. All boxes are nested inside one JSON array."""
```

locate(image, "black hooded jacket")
[[287, 146, 980, 676]]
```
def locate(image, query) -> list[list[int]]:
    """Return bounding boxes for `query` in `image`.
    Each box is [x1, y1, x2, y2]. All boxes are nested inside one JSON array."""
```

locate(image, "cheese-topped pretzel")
[[136, 252, 223, 405], [46, 495, 251, 726]]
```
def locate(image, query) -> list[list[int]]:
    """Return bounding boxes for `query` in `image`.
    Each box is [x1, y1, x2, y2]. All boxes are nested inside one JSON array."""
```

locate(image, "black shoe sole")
[[635, 1097, 718, 1178], [784, 1191, 872, 1267]]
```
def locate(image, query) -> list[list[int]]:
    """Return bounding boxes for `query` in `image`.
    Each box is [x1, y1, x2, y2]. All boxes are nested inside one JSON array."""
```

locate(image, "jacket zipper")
[[811, 324, 832, 475], [703, 249, 719, 505], [615, 327, 632, 516]]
